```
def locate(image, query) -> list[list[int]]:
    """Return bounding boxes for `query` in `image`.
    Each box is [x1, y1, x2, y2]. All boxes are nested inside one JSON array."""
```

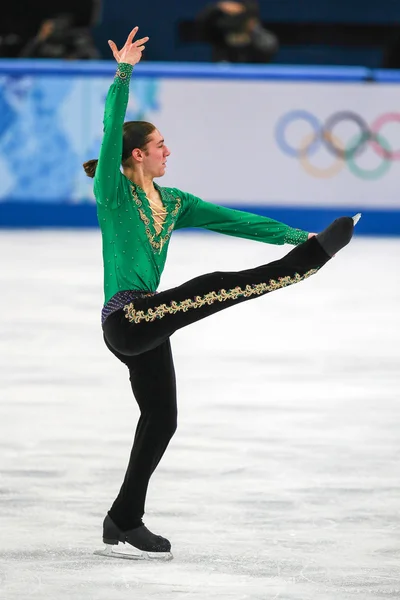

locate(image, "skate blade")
[[94, 544, 173, 561], [352, 212, 362, 225]]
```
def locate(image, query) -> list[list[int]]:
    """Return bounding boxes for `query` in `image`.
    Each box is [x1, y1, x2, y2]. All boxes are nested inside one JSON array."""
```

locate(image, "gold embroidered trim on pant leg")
[[123, 268, 319, 324]]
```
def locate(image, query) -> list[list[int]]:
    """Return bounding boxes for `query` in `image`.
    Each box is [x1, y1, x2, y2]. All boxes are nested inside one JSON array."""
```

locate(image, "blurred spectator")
[[382, 27, 400, 68], [196, 1, 278, 63], [20, 13, 99, 59], [0, 33, 22, 57]]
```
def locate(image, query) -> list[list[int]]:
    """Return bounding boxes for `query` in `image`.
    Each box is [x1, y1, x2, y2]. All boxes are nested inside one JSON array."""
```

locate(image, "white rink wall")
[[0, 62, 399, 234]]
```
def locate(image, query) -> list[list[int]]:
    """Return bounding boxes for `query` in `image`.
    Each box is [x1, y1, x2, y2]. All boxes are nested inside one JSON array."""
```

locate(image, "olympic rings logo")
[[275, 110, 400, 180]]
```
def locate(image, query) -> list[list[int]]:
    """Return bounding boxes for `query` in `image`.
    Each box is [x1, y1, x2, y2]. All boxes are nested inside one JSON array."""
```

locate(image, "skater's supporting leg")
[[104, 338, 177, 531]]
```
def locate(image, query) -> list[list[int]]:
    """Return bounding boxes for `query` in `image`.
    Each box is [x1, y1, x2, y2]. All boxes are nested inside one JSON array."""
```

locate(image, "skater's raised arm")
[[82, 27, 149, 209], [174, 191, 310, 246]]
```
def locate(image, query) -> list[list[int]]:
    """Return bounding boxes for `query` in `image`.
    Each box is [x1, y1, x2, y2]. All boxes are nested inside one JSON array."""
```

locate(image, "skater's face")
[[135, 129, 171, 178]]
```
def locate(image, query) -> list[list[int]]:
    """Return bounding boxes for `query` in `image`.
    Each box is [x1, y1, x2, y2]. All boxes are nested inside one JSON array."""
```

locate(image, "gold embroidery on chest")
[[123, 268, 319, 323], [131, 186, 181, 253]]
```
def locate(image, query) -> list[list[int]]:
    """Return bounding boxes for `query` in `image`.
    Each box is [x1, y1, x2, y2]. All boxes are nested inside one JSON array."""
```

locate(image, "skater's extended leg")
[[104, 216, 358, 355]]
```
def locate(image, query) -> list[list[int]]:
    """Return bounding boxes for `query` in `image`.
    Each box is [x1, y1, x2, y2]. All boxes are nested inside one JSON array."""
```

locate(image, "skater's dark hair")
[[83, 121, 156, 178]]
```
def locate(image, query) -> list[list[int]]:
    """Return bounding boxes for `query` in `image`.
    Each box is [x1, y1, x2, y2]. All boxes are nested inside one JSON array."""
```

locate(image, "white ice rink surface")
[[1, 230, 400, 600]]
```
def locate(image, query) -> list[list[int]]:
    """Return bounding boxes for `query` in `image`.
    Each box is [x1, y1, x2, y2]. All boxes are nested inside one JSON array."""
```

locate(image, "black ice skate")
[[94, 515, 173, 561], [316, 213, 361, 257]]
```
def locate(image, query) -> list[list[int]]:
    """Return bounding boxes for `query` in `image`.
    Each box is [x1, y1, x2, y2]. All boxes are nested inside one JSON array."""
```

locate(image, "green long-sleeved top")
[[94, 63, 309, 304]]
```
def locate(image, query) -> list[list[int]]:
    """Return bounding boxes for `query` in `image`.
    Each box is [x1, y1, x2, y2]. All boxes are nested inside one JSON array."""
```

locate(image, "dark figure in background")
[[382, 26, 400, 69], [196, 0, 278, 63], [20, 13, 99, 59]]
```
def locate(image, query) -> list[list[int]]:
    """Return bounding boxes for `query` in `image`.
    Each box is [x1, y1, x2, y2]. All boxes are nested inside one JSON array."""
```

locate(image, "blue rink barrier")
[[0, 60, 399, 234], [0, 202, 397, 238], [0, 59, 371, 80]]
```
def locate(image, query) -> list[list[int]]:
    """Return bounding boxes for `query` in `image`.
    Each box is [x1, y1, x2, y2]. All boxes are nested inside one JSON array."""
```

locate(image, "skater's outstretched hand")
[[108, 27, 149, 66]]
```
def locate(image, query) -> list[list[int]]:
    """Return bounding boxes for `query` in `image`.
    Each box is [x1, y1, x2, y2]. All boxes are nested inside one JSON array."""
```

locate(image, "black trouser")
[[103, 237, 330, 530]]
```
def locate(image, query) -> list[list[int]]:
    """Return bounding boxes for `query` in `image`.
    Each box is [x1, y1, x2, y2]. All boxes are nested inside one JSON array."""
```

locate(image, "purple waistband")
[[101, 290, 156, 325]]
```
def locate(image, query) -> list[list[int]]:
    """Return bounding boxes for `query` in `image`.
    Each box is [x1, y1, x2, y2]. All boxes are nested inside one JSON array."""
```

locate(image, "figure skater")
[[83, 26, 360, 560]]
